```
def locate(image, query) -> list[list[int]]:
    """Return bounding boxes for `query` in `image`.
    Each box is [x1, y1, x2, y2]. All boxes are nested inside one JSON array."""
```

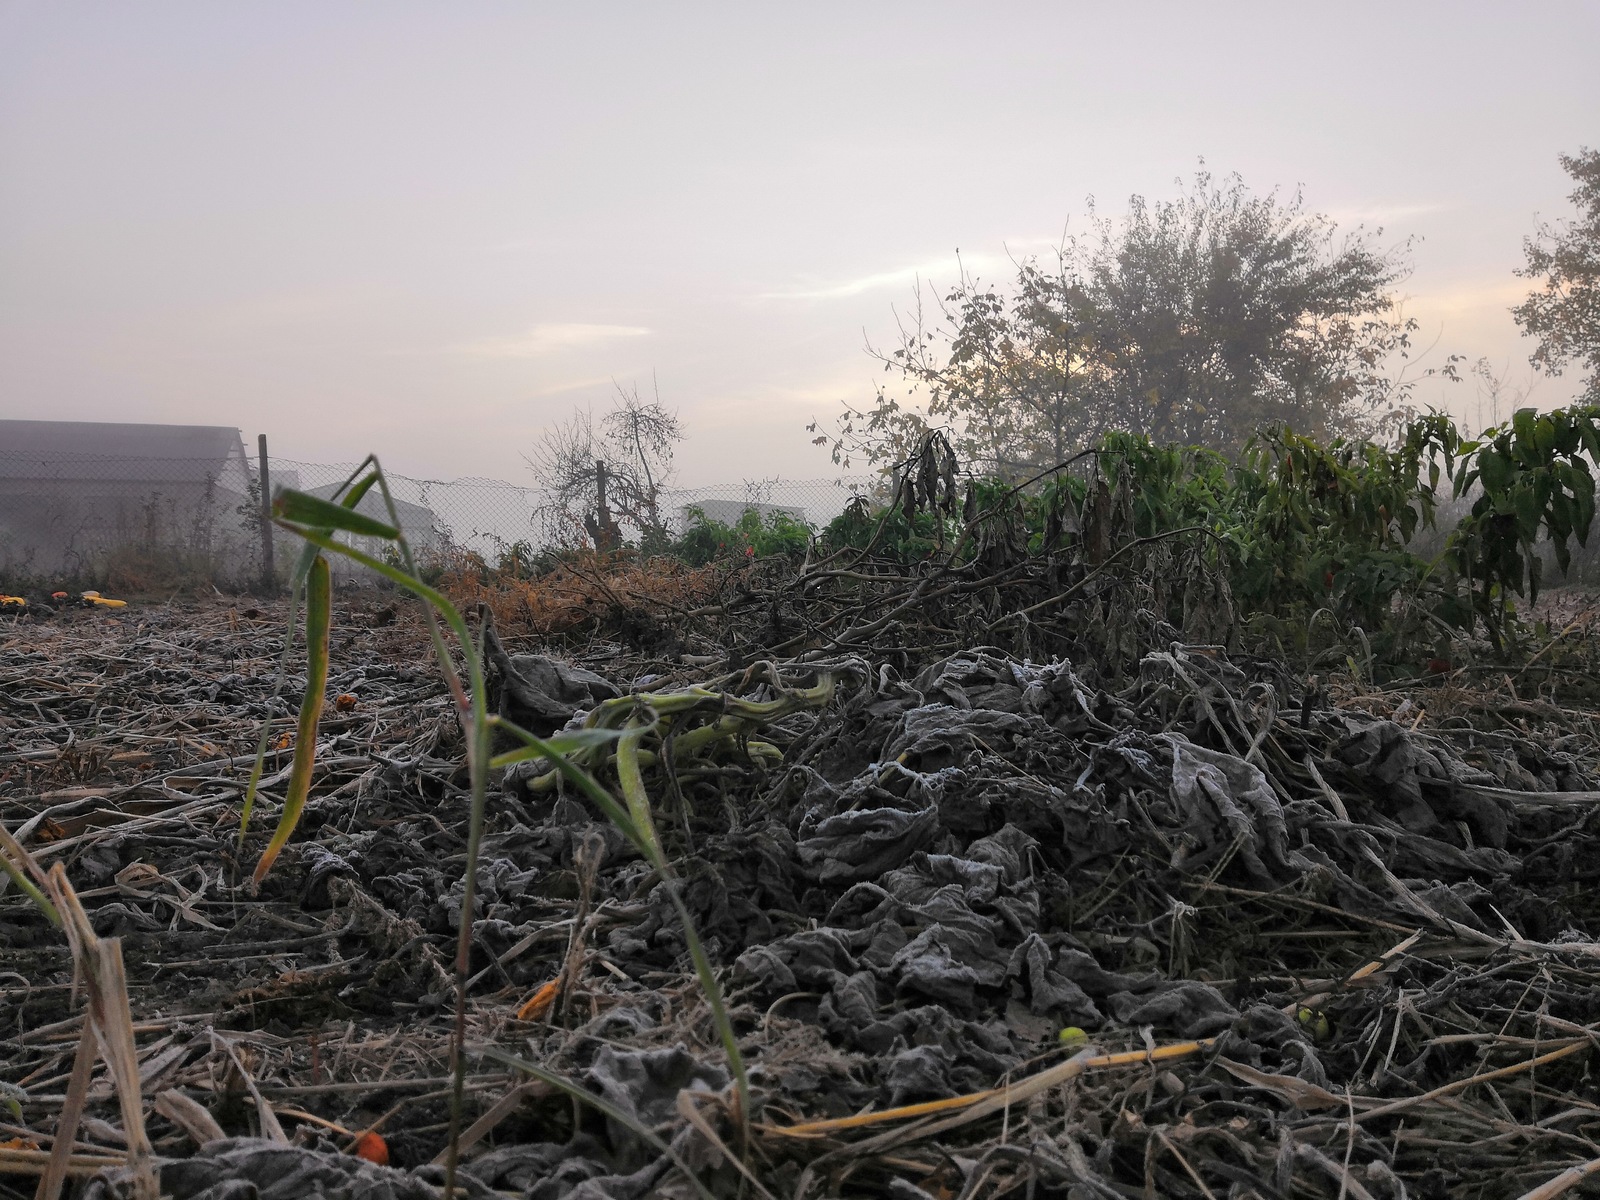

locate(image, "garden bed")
[[4, 591, 1600, 1199]]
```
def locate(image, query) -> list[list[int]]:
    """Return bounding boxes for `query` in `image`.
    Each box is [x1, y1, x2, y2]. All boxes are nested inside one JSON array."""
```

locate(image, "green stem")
[[617, 721, 670, 875], [0, 835, 59, 928], [442, 696, 490, 1199], [616, 719, 749, 1133], [277, 519, 490, 1200]]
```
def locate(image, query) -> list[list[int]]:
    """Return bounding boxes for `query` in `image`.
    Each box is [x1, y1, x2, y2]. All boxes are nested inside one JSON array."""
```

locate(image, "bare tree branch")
[[528, 381, 685, 548]]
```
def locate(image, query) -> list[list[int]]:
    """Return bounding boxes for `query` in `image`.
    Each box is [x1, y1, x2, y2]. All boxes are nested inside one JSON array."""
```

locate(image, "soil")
[[5, 591, 1600, 1200]]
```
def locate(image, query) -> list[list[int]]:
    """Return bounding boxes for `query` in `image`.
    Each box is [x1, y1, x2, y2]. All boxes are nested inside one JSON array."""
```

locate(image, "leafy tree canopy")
[[816, 169, 1440, 476], [1514, 148, 1600, 405]]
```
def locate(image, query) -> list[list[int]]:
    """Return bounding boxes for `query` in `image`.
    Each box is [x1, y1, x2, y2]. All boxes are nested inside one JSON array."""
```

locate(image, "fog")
[[2, 2, 1595, 484]]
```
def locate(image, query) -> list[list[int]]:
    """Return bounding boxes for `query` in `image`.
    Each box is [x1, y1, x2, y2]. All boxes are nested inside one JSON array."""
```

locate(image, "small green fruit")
[[1296, 1007, 1330, 1041], [1058, 1026, 1088, 1046]]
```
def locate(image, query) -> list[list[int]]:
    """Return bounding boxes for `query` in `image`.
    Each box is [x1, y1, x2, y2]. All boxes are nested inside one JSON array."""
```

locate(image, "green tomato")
[[1296, 1007, 1330, 1041]]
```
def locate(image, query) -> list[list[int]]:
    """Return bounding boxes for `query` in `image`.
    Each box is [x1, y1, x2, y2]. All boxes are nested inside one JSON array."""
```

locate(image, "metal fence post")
[[257, 434, 275, 593]]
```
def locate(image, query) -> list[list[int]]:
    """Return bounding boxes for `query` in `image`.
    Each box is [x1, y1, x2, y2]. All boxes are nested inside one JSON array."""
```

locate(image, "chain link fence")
[[0, 449, 878, 589], [8, 447, 1600, 599]]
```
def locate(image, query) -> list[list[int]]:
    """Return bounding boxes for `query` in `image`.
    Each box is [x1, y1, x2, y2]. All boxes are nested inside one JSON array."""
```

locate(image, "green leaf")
[[1533, 415, 1557, 457], [489, 718, 644, 846], [274, 489, 400, 540], [1553, 410, 1581, 455], [1549, 490, 1572, 540], [489, 727, 624, 769], [1576, 417, 1600, 463], [344, 471, 382, 510], [663, 879, 750, 1124], [239, 563, 314, 846], [288, 537, 322, 588], [1572, 459, 1596, 497], [0, 827, 59, 927], [0, 1080, 25, 1120], [1513, 408, 1538, 452], [1478, 450, 1514, 496], [1575, 490, 1596, 547], [616, 723, 669, 874], [253, 553, 332, 884]]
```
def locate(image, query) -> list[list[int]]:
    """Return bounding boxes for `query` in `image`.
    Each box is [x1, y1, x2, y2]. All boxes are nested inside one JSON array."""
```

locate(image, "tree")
[[820, 256, 1101, 477], [1514, 148, 1600, 405], [816, 169, 1431, 476], [529, 382, 684, 548]]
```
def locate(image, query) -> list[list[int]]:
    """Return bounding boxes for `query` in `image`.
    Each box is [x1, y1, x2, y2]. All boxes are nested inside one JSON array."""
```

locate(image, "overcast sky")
[[1, 3, 1596, 486]]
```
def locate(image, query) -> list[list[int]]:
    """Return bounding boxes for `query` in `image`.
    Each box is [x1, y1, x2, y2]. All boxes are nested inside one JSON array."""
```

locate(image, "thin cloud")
[[1324, 202, 1447, 226], [455, 322, 652, 358], [758, 252, 1013, 301], [1405, 277, 1529, 316], [757, 375, 876, 406]]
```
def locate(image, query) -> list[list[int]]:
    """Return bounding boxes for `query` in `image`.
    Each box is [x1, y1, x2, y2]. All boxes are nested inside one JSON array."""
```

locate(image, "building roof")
[[0, 420, 248, 482]]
